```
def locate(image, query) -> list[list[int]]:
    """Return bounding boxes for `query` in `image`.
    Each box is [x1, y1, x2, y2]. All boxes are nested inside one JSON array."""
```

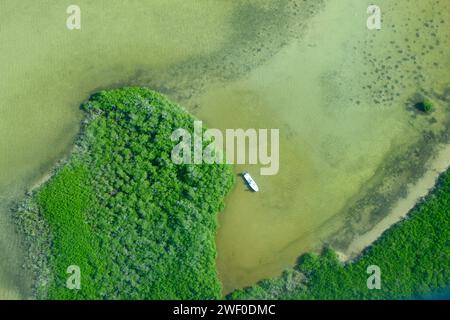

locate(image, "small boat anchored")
[[242, 172, 259, 192]]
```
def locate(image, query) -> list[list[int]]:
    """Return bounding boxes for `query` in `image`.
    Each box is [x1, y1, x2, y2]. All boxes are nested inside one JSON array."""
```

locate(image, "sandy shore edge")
[[337, 143, 450, 261]]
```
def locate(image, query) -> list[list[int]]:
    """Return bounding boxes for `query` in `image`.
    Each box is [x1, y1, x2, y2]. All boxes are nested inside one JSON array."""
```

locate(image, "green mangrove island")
[[15, 87, 450, 300], [16, 87, 234, 299]]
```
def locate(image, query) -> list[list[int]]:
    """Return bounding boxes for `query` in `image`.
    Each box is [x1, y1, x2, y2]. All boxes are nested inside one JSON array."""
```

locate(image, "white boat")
[[242, 172, 259, 192]]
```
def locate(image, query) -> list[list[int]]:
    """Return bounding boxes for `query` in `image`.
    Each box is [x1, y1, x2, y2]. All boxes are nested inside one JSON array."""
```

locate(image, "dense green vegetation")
[[229, 169, 450, 300], [36, 164, 106, 298], [18, 87, 234, 299]]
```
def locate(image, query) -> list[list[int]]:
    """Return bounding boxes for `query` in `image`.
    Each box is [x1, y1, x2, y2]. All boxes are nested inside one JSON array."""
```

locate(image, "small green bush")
[[417, 99, 434, 113]]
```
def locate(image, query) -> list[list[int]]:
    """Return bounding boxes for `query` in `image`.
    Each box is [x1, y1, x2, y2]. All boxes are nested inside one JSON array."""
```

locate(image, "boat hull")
[[242, 172, 259, 192]]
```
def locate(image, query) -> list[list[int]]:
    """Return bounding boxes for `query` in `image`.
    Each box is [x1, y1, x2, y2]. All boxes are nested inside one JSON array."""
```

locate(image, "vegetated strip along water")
[[0, 0, 449, 297]]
